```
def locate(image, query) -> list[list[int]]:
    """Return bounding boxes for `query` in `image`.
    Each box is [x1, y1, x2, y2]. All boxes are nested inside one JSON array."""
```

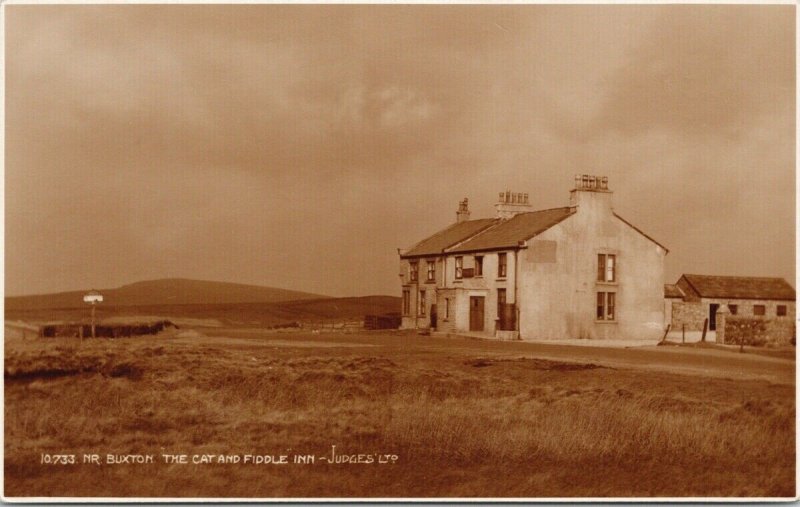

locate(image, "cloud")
[[587, 5, 794, 140], [5, 5, 795, 296]]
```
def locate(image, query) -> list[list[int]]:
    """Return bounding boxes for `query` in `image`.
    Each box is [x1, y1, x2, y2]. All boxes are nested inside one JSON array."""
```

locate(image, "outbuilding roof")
[[664, 284, 685, 299], [679, 274, 796, 301], [446, 207, 575, 253], [400, 219, 496, 258]]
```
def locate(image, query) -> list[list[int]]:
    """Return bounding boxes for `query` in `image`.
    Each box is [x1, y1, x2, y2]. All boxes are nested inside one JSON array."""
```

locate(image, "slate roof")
[[679, 274, 796, 301], [664, 284, 685, 299], [400, 219, 496, 258], [447, 207, 575, 253]]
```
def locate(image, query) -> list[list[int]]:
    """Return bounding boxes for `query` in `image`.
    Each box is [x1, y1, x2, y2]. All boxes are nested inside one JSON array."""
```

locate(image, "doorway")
[[709, 303, 719, 331], [469, 296, 485, 332]]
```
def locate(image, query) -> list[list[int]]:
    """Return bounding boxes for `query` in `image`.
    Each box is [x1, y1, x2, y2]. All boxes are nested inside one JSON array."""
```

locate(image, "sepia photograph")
[[3, 2, 796, 500]]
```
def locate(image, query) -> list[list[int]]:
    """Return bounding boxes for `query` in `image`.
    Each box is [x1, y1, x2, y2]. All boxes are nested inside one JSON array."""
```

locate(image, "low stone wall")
[[300, 320, 364, 332], [364, 314, 401, 330], [717, 315, 795, 347], [671, 301, 707, 331], [40, 320, 177, 338]]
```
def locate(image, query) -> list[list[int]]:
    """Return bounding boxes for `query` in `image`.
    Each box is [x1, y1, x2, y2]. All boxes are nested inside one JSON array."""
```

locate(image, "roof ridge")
[[684, 274, 789, 281], [514, 205, 573, 215]]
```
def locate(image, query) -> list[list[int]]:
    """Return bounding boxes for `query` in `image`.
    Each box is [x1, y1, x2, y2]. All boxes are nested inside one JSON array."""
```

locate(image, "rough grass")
[[4, 332, 795, 498]]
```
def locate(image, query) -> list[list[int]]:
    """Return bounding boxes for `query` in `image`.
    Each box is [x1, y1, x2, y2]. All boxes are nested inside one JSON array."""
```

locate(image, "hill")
[[5, 278, 326, 310]]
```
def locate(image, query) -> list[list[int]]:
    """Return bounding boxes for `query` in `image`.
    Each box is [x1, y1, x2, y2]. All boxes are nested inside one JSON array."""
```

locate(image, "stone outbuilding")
[[667, 274, 796, 345], [663, 283, 685, 327], [398, 175, 668, 341]]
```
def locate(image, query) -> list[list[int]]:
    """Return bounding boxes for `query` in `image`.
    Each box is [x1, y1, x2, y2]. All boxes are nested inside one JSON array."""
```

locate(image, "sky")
[[5, 4, 795, 297]]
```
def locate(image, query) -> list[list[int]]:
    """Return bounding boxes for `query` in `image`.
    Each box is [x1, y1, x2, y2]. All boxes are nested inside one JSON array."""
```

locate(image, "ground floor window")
[[728, 304, 738, 315], [596, 292, 616, 321], [444, 298, 450, 319], [754, 304, 766, 316], [402, 290, 410, 315], [497, 288, 506, 315], [419, 290, 426, 316], [777, 305, 787, 317]]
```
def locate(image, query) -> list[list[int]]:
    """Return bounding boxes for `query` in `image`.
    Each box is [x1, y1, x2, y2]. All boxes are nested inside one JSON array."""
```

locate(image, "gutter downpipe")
[[415, 260, 419, 331], [514, 245, 521, 340]]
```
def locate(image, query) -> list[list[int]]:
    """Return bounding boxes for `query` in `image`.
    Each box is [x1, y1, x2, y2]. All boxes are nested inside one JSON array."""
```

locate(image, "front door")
[[709, 303, 719, 331], [469, 296, 485, 332]]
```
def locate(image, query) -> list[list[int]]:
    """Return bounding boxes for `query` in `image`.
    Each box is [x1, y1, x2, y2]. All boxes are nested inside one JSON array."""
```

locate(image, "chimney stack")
[[456, 198, 471, 223], [494, 190, 533, 219], [569, 174, 613, 212]]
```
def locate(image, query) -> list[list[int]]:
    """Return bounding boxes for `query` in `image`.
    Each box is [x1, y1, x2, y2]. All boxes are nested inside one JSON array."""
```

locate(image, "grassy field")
[[4, 327, 795, 498], [5, 295, 399, 329]]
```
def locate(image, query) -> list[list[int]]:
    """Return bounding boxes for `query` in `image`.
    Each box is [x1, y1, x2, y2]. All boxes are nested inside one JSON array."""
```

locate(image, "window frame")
[[777, 305, 787, 317], [753, 304, 766, 316], [402, 290, 410, 316], [596, 291, 616, 321], [409, 261, 419, 282], [475, 256, 484, 277], [597, 253, 616, 283], [426, 259, 436, 282], [419, 290, 426, 316], [498, 252, 508, 278], [455, 256, 463, 280], [497, 288, 506, 315], [728, 304, 738, 315]]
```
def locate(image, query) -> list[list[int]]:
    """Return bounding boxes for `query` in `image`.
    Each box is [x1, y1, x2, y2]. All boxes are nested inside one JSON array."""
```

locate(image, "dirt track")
[[192, 329, 795, 385]]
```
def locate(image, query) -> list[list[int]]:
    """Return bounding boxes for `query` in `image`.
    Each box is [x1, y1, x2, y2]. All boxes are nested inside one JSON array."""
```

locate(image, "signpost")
[[83, 290, 104, 339]]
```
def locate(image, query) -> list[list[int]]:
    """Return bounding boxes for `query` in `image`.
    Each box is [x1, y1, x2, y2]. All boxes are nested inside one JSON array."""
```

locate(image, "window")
[[475, 256, 484, 276], [777, 305, 787, 317], [729, 304, 738, 315], [455, 256, 463, 279], [402, 290, 410, 315], [444, 298, 450, 320], [597, 254, 616, 282], [426, 260, 435, 282], [754, 304, 766, 316], [497, 288, 506, 315], [409, 261, 418, 282], [498, 253, 507, 278], [597, 292, 616, 321], [419, 290, 426, 316]]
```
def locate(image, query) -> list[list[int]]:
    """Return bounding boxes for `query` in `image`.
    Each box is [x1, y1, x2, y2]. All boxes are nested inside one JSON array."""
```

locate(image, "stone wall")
[[718, 314, 796, 347], [671, 301, 707, 331]]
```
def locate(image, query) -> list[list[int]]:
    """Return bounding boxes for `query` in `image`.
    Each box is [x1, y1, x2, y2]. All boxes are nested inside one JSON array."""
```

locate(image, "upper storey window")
[[597, 254, 616, 282], [498, 253, 507, 278]]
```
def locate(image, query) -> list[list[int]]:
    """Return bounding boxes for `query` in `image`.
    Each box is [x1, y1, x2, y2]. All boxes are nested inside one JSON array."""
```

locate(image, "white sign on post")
[[83, 292, 103, 303]]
